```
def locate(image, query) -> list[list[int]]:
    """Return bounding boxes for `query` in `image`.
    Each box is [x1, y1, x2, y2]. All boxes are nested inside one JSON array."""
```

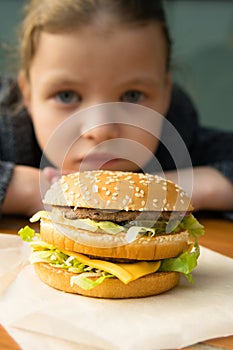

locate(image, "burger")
[[19, 170, 204, 298]]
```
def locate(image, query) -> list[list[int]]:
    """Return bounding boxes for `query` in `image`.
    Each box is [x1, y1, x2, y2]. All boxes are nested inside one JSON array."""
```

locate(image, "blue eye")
[[121, 90, 144, 103], [55, 91, 80, 104]]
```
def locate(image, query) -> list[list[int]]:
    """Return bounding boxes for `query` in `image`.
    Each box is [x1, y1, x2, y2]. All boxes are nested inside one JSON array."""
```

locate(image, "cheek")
[[30, 103, 63, 155], [125, 127, 159, 153], [139, 132, 158, 153], [31, 114, 53, 149]]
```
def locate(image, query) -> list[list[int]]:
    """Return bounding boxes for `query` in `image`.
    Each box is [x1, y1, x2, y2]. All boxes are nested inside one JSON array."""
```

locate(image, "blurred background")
[[0, 0, 232, 130]]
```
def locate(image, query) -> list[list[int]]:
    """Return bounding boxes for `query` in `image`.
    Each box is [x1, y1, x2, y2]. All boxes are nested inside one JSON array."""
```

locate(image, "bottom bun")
[[34, 262, 180, 299]]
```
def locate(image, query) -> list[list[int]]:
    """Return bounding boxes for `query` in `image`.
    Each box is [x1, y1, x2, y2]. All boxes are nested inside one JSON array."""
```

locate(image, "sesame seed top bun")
[[43, 170, 193, 212]]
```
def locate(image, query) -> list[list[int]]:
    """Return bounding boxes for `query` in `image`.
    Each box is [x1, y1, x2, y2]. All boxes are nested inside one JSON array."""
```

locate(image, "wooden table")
[[0, 215, 233, 350]]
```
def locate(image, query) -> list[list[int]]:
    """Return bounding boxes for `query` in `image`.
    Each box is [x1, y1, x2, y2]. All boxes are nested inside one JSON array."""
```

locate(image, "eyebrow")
[[118, 77, 160, 88], [40, 72, 84, 87]]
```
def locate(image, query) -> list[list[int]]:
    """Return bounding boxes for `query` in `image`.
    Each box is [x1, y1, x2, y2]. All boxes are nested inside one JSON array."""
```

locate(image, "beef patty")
[[54, 206, 186, 223]]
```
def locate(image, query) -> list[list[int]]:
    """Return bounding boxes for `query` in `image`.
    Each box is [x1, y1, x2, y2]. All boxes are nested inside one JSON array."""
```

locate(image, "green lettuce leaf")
[[70, 273, 113, 290], [29, 250, 55, 264], [95, 221, 125, 234], [159, 249, 198, 283], [18, 225, 35, 242], [179, 214, 204, 259], [179, 214, 205, 239]]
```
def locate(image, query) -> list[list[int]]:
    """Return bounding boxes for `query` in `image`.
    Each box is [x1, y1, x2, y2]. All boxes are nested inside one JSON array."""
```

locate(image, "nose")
[[82, 124, 120, 142], [80, 107, 120, 142]]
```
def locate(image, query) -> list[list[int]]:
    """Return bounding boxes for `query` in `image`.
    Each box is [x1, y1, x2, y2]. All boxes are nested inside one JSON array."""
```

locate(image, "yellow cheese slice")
[[118, 261, 161, 281], [61, 249, 161, 284]]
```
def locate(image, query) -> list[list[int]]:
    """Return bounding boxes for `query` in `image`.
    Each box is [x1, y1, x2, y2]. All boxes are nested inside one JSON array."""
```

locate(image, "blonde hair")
[[19, 0, 171, 77]]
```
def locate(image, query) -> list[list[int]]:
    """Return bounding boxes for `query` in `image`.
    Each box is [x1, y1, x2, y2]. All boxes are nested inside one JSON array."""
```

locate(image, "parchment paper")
[[0, 233, 233, 350]]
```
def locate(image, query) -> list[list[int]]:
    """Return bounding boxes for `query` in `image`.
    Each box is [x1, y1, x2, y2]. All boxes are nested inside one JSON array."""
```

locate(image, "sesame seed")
[[135, 193, 143, 198], [106, 190, 111, 196], [85, 172, 92, 178], [92, 185, 98, 193], [102, 186, 107, 190], [62, 183, 69, 192], [136, 187, 140, 192]]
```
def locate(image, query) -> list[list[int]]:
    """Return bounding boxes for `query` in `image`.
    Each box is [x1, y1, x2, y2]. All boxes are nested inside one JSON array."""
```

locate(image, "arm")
[[0, 76, 48, 216], [164, 166, 233, 211], [161, 85, 233, 212], [1, 165, 50, 217]]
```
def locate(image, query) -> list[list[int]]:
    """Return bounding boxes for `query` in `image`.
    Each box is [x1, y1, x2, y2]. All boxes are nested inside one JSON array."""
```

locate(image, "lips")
[[79, 153, 120, 170]]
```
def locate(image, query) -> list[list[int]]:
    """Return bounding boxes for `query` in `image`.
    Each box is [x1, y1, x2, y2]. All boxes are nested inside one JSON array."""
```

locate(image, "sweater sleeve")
[[0, 75, 16, 210], [162, 84, 233, 184], [191, 126, 233, 183], [0, 161, 14, 207]]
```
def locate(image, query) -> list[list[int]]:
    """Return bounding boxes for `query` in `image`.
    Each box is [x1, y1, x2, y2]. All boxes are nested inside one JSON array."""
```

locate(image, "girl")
[[0, 0, 233, 216]]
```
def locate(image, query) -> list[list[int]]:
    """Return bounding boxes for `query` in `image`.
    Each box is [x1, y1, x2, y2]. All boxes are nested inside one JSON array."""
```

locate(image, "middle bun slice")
[[40, 216, 190, 261]]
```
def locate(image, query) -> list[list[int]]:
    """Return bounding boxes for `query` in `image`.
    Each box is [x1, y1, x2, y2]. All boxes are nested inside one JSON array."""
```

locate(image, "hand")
[[42, 167, 72, 184], [42, 167, 61, 184], [163, 166, 233, 211], [2, 165, 51, 217]]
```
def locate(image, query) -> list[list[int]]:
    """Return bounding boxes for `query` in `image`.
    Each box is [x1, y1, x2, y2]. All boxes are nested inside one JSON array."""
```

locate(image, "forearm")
[[163, 166, 233, 211], [2, 165, 50, 217]]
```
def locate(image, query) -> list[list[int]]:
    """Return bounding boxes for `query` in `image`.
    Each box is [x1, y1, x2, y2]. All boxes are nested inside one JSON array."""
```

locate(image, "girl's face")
[[19, 22, 171, 172]]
